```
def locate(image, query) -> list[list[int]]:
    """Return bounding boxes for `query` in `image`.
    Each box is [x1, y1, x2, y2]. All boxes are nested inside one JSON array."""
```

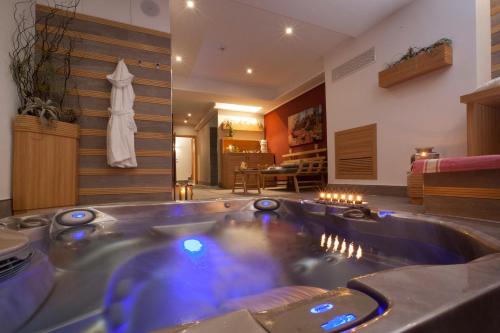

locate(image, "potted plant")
[[11, 0, 81, 212], [221, 120, 234, 137], [379, 38, 453, 88]]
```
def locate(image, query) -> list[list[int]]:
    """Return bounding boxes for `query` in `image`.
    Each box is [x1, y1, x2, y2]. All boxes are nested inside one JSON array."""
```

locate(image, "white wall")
[[38, 0, 170, 33], [175, 137, 193, 181], [0, 0, 22, 201], [324, 0, 490, 186], [174, 125, 197, 136]]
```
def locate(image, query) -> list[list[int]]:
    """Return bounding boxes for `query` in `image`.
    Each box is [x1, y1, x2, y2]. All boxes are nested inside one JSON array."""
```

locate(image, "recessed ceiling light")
[[186, 0, 195, 9], [285, 26, 293, 35], [184, 119, 188, 124], [187, 113, 192, 117], [215, 102, 262, 113], [175, 55, 183, 62], [246, 68, 253, 74]]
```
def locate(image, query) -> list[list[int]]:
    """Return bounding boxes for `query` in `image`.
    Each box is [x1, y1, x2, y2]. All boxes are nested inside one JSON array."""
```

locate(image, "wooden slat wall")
[[334, 124, 377, 180], [36, 5, 172, 205], [492, 0, 500, 77]]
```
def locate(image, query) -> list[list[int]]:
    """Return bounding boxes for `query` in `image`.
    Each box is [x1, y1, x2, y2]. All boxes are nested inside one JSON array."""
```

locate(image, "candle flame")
[[320, 233, 326, 248], [340, 240, 347, 254], [332, 236, 339, 252], [326, 235, 332, 250], [326, 193, 332, 200], [348, 242, 354, 258], [356, 246, 363, 260], [340, 194, 346, 200], [333, 193, 339, 200], [347, 194, 354, 202], [320, 192, 326, 199], [356, 195, 362, 203]]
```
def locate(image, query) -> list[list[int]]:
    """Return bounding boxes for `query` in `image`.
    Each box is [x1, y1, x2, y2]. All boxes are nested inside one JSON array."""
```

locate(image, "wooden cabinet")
[[13, 115, 79, 212], [460, 87, 500, 156], [220, 153, 274, 189]]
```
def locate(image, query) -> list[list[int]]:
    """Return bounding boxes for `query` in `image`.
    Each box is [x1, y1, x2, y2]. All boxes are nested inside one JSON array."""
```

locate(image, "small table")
[[232, 169, 261, 194]]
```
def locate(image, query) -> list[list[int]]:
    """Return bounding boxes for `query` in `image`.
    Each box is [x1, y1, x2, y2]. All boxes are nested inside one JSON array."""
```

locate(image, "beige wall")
[[324, 0, 490, 186], [0, 0, 23, 201]]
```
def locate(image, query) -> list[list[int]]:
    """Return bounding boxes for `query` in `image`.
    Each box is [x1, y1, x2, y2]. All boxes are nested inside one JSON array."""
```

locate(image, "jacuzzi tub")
[[2, 198, 500, 333]]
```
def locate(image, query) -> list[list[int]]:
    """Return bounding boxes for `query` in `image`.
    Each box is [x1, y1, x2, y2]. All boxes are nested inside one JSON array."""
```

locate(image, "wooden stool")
[[232, 169, 261, 194]]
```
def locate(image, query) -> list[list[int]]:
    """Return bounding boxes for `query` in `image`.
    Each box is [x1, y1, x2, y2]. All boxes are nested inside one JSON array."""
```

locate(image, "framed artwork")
[[288, 105, 323, 147]]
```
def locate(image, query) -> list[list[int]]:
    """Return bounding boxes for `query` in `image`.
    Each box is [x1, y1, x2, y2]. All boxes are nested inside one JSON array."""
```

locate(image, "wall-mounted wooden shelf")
[[220, 123, 263, 132], [231, 123, 264, 132], [379, 44, 453, 88]]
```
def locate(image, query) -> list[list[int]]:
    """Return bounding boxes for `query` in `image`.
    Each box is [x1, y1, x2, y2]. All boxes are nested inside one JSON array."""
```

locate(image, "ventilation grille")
[[335, 124, 377, 180], [332, 47, 375, 82], [0, 252, 32, 281]]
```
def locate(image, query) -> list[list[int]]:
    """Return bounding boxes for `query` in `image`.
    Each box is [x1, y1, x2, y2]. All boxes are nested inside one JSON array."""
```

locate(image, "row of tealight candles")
[[318, 192, 364, 205], [320, 233, 362, 260]]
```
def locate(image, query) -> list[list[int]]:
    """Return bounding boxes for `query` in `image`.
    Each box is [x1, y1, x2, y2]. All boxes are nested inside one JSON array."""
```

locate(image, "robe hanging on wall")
[[106, 59, 138, 168]]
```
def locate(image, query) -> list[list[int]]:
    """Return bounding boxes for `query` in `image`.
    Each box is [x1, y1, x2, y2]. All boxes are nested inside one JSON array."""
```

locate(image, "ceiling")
[[170, 0, 415, 126]]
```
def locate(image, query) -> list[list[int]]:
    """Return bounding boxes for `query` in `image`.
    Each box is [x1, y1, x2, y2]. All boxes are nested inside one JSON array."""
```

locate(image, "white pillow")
[[474, 77, 500, 92]]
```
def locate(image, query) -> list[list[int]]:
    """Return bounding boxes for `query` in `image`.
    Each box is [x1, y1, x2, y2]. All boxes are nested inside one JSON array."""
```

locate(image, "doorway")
[[174, 136, 197, 183]]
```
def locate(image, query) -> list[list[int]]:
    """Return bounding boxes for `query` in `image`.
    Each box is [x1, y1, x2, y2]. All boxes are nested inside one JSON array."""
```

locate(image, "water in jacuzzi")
[[84, 209, 465, 332]]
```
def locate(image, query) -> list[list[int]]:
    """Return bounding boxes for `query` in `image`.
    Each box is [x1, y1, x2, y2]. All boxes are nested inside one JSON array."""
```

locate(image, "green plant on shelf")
[[385, 38, 452, 69], [222, 120, 234, 137]]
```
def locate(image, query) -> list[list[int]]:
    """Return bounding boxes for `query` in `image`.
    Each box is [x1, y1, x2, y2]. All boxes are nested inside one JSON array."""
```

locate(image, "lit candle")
[[326, 193, 332, 204], [347, 194, 354, 204], [326, 235, 332, 250], [356, 246, 363, 260], [180, 186, 186, 200], [355, 195, 363, 204], [340, 194, 346, 203], [332, 236, 339, 252], [333, 193, 339, 202], [348, 243, 354, 258], [320, 233, 326, 248], [319, 192, 326, 200], [340, 240, 347, 254]]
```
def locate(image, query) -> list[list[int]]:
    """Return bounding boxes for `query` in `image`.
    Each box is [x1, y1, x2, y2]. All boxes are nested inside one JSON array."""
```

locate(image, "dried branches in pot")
[[10, 0, 80, 124]]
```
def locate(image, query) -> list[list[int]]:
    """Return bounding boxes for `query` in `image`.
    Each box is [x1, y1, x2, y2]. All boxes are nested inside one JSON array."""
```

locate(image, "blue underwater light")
[[183, 239, 203, 253], [71, 230, 86, 240], [321, 313, 357, 331], [310, 303, 334, 314], [377, 210, 396, 218], [260, 200, 271, 207], [71, 212, 86, 219]]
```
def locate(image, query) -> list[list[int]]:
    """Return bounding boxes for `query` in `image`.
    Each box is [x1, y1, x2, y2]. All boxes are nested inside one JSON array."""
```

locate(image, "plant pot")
[[379, 44, 453, 88], [12, 115, 79, 212]]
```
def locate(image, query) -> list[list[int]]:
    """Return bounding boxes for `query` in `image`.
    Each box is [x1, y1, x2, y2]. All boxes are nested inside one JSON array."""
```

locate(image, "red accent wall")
[[264, 84, 327, 164]]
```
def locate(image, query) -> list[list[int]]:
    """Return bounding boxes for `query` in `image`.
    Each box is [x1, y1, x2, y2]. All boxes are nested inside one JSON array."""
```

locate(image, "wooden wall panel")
[[36, 5, 172, 205], [335, 124, 377, 180], [13, 116, 79, 211], [492, 1, 500, 78]]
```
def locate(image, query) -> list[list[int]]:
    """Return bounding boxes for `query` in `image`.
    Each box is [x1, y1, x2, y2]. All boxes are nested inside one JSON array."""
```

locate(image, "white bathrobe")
[[106, 59, 138, 168]]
